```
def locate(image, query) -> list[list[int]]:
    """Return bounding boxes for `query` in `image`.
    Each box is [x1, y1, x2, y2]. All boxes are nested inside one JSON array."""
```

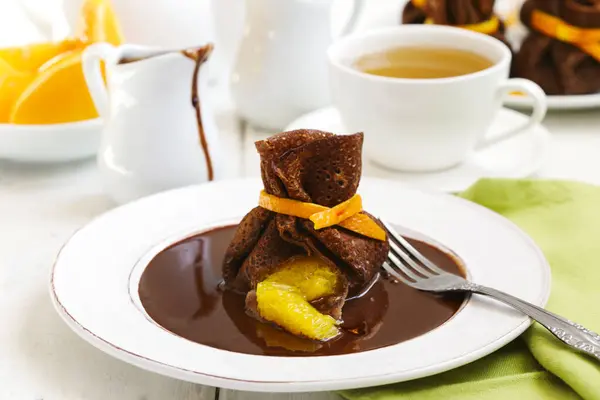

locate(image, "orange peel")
[[310, 195, 363, 230], [258, 191, 386, 241], [339, 213, 387, 242], [258, 190, 325, 219]]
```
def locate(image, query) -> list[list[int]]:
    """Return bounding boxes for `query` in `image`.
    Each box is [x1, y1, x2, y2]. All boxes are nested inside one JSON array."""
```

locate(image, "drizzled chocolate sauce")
[[183, 45, 214, 181], [117, 56, 142, 64], [138, 225, 467, 356]]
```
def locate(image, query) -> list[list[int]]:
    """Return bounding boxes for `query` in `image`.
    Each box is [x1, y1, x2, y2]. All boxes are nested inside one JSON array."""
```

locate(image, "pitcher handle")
[[82, 43, 116, 119], [339, 0, 365, 36]]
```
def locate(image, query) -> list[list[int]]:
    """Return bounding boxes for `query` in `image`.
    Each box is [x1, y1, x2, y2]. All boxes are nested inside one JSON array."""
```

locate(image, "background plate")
[[505, 92, 600, 111], [0, 118, 101, 163]]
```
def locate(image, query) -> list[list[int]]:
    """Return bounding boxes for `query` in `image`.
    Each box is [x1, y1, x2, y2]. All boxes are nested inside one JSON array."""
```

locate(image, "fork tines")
[[381, 220, 447, 286]]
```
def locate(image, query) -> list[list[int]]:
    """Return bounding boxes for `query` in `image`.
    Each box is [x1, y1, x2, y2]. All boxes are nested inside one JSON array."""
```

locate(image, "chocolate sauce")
[[139, 226, 466, 356], [183, 45, 214, 181], [118, 56, 143, 64]]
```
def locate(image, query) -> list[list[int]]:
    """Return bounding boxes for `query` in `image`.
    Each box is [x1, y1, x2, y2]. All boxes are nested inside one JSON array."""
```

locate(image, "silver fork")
[[381, 221, 600, 362]]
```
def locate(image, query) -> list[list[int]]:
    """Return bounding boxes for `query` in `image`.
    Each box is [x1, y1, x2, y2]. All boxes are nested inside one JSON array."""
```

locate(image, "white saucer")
[[51, 178, 550, 392], [285, 107, 550, 193], [505, 92, 600, 111]]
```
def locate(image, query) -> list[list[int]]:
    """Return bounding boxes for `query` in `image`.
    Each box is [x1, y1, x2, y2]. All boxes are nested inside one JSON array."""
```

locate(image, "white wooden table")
[[2, 1, 600, 399]]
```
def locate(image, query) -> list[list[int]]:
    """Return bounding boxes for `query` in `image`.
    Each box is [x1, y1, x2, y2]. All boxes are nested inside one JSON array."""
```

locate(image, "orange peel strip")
[[425, 16, 500, 35], [258, 191, 386, 241], [411, 0, 426, 8], [258, 190, 327, 219], [531, 10, 600, 62], [339, 214, 387, 242], [310, 195, 362, 230]]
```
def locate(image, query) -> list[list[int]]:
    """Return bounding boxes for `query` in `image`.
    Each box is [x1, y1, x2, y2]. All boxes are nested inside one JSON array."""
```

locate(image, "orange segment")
[[339, 214, 387, 242], [256, 281, 340, 341], [0, 58, 35, 122], [258, 191, 386, 241], [9, 49, 98, 124], [0, 39, 83, 72], [310, 195, 362, 230], [79, 0, 124, 45]]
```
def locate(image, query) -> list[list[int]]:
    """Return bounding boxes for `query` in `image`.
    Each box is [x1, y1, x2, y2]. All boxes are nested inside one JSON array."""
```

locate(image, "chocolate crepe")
[[222, 130, 389, 319], [401, 0, 509, 45], [513, 0, 600, 95]]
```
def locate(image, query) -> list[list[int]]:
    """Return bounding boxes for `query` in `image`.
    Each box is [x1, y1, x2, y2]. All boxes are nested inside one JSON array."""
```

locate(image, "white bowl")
[[0, 118, 102, 163]]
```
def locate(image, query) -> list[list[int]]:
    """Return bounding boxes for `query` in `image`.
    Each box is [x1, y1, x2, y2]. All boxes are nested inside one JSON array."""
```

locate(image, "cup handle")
[[339, 0, 365, 36], [476, 78, 547, 150], [82, 43, 116, 119]]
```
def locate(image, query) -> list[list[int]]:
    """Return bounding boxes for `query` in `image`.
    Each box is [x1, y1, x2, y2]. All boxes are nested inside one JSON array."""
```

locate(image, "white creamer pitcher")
[[82, 43, 222, 204], [231, 0, 365, 130]]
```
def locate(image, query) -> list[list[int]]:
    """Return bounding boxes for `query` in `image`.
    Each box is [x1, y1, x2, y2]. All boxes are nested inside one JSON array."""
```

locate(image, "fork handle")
[[471, 284, 600, 361]]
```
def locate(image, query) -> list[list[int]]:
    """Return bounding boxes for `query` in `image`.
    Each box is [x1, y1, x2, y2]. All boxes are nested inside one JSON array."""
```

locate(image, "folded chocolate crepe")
[[513, 0, 600, 95], [401, 0, 509, 45], [222, 130, 389, 320]]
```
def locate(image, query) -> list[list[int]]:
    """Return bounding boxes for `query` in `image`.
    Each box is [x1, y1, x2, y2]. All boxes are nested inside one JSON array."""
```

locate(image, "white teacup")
[[328, 25, 547, 172]]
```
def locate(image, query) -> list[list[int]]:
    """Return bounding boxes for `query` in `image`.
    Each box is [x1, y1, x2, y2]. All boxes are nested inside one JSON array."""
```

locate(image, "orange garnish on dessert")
[[0, 58, 35, 122], [258, 190, 386, 241], [310, 195, 363, 230], [258, 190, 325, 219], [256, 257, 342, 341], [337, 213, 387, 242], [79, 0, 124, 45], [10, 49, 98, 124]]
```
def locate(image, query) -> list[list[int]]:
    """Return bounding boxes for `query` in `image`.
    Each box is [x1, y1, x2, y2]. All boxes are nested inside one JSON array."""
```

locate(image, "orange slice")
[[258, 191, 386, 241], [310, 195, 362, 230], [0, 58, 35, 122], [0, 39, 82, 72], [79, 0, 124, 45], [9, 49, 98, 124]]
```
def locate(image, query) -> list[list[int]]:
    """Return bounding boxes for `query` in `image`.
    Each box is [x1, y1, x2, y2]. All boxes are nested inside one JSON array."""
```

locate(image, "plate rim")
[[0, 117, 102, 131], [505, 92, 600, 110], [49, 177, 552, 392]]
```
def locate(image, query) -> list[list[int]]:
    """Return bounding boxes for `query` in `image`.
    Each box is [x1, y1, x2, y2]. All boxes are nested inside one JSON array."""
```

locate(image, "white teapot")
[[82, 42, 222, 204]]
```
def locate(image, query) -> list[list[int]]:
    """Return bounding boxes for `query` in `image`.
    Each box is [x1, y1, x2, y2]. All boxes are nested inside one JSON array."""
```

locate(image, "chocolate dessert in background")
[[401, 0, 510, 46], [513, 0, 600, 95], [222, 130, 389, 330]]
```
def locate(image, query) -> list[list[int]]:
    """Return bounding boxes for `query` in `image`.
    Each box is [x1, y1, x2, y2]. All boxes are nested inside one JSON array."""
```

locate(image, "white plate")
[[51, 178, 550, 392], [285, 107, 550, 193], [0, 118, 102, 163], [505, 92, 600, 111]]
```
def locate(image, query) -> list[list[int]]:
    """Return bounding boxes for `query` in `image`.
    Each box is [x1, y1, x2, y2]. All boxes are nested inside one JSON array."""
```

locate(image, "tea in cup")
[[328, 25, 547, 172]]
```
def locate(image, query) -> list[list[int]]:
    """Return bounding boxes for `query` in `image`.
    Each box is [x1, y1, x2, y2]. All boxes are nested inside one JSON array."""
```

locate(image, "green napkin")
[[341, 179, 600, 400]]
